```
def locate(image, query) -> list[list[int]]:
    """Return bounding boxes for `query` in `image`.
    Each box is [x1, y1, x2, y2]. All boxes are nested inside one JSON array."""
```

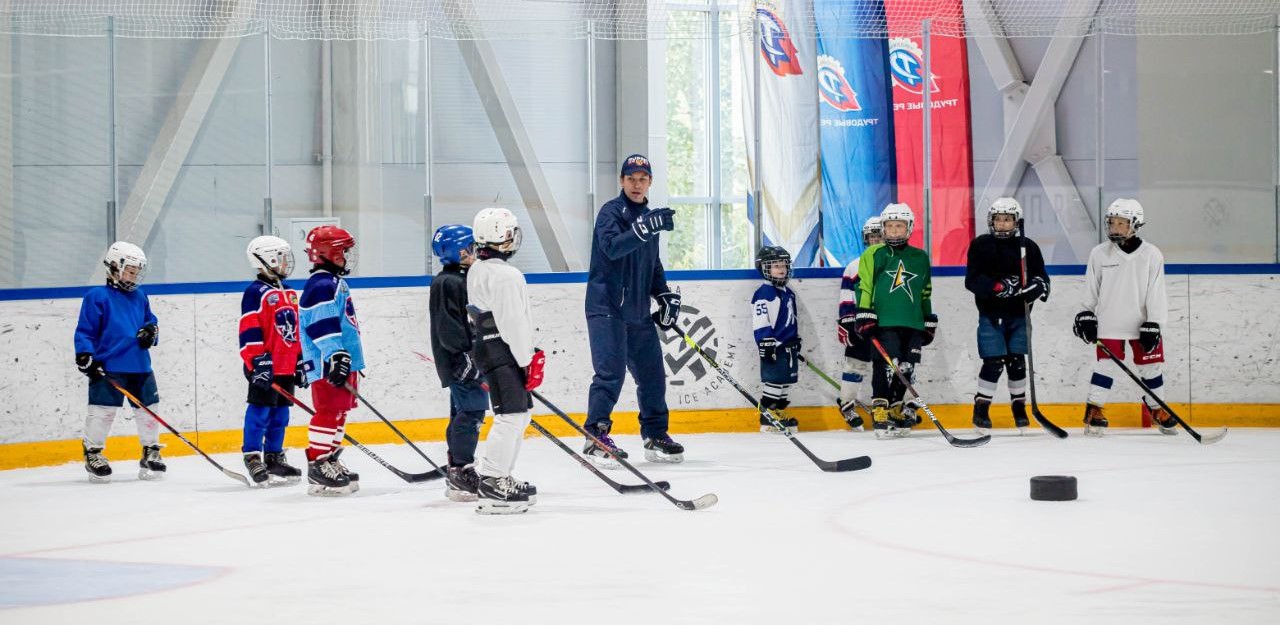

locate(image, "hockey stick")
[[797, 354, 875, 423], [869, 337, 991, 447], [409, 351, 669, 494], [346, 381, 447, 478], [1019, 220, 1069, 439], [671, 326, 872, 472], [105, 376, 251, 487], [530, 389, 717, 511], [1094, 341, 1227, 445], [269, 383, 444, 482]]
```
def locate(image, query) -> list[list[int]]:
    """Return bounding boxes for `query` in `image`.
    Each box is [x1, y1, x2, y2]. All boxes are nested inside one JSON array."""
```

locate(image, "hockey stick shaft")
[[1018, 220, 1068, 438], [346, 382, 446, 476], [105, 376, 251, 486], [868, 337, 990, 447], [798, 354, 874, 413], [672, 326, 871, 471], [269, 383, 444, 482], [1093, 341, 1225, 444], [530, 389, 717, 510]]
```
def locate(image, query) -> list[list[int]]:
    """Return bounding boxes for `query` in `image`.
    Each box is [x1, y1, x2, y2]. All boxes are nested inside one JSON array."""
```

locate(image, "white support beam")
[[445, 0, 583, 272], [0, 0, 14, 287]]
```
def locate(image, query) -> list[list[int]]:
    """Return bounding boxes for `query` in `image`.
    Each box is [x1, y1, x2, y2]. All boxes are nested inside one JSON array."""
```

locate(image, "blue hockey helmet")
[[431, 224, 475, 265]]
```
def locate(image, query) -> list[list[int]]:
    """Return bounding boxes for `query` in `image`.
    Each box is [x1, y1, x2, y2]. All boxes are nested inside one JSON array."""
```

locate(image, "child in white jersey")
[[1072, 199, 1176, 436]]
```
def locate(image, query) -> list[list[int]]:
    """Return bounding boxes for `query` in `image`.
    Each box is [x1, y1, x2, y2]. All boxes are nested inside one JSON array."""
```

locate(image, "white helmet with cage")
[[862, 216, 883, 245], [247, 235, 295, 280], [473, 207, 522, 255], [879, 203, 915, 245], [103, 241, 148, 292], [1105, 198, 1145, 242], [987, 197, 1023, 239]]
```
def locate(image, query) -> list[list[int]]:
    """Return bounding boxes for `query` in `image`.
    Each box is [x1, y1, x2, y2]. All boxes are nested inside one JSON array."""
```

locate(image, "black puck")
[[1030, 475, 1077, 501]]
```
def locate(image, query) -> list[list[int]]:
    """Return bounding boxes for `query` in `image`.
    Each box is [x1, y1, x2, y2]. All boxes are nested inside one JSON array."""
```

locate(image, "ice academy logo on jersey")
[[658, 305, 738, 407], [817, 55, 860, 112], [757, 1, 803, 77], [888, 37, 940, 94]]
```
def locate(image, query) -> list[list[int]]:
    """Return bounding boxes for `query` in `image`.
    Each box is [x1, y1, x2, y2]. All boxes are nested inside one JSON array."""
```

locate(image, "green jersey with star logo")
[[856, 243, 932, 330]]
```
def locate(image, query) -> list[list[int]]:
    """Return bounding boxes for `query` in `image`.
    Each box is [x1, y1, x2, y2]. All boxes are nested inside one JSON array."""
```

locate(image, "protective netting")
[[0, 0, 1277, 40]]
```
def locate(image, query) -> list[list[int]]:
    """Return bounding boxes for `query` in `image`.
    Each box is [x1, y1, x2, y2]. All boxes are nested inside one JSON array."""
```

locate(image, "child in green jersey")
[[853, 203, 938, 439]]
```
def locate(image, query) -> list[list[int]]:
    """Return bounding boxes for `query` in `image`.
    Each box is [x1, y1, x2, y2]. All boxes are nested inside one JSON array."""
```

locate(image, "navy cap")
[[620, 154, 653, 177]]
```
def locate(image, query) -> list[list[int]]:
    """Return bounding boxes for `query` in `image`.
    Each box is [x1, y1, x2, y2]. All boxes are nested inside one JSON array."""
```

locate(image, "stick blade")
[[1195, 428, 1228, 445], [825, 455, 873, 472], [947, 433, 992, 448], [404, 469, 447, 483], [678, 493, 719, 511], [225, 469, 253, 487], [1032, 409, 1070, 439]]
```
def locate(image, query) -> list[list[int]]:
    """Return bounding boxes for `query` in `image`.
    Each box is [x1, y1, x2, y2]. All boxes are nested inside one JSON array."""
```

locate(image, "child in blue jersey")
[[752, 246, 801, 434], [73, 242, 165, 482], [298, 225, 365, 496]]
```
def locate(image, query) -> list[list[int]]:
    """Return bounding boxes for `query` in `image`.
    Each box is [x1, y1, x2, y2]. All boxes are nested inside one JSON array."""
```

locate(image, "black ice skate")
[[264, 451, 303, 484], [972, 399, 993, 435], [244, 452, 269, 487], [1012, 399, 1030, 434], [307, 457, 354, 497], [510, 476, 538, 505], [643, 434, 684, 463], [328, 447, 359, 491], [759, 411, 798, 434], [582, 422, 627, 469], [1083, 404, 1109, 437], [903, 400, 924, 426], [446, 465, 481, 502], [138, 445, 166, 480], [839, 400, 864, 431], [886, 403, 913, 438], [83, 443, 112, 483], [476, 474, 531, 515]]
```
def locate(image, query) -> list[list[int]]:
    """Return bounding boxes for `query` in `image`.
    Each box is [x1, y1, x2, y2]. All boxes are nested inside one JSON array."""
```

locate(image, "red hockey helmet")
[[305, 225, 356, 271]]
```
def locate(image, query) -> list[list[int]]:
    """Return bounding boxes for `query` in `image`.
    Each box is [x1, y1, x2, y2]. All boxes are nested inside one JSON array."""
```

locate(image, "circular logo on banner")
[[660, 305, 739, 407], [888, 37, 940, 95], [817, 54, 861, 112], [756, 2, 803, 77]]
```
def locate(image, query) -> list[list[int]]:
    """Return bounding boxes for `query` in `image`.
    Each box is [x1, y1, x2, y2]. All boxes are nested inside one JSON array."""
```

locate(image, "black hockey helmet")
[[755, 245, 792, 287]]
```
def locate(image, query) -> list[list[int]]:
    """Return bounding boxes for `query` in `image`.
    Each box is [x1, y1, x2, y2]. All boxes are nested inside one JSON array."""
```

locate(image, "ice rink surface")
[[2, 427, 1277, 624]]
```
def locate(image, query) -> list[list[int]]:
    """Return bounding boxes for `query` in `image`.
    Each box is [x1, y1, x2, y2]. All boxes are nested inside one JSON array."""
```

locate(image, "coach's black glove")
[[652, 291, 681, 330], [632, 208, 676, 241]]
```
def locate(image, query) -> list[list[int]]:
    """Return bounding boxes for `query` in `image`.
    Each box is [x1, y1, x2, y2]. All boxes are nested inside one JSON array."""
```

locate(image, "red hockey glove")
[[524, 349, 546, 391]]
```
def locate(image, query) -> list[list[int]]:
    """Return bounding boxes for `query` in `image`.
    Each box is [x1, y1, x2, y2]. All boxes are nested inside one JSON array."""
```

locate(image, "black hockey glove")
[[75, 352, 105, 382], [250, 353, 274, 390], [136, 323, 158, 350], [294, 356, 310, 389], [1020, 276, 1049, 303], [1138, 322, 1161, 353], [452, 352, 481, 383], [922, 314, 938, 346], [324, 351, 352, 387], [837, 314, 858, 346], [632, 207, 676, 240], [993, 276, 1020, 299], [758, 337, 778, 362], [854, 309, 879, 340], [652, 291, 682, 330], [1073, 311, 1098, 344]]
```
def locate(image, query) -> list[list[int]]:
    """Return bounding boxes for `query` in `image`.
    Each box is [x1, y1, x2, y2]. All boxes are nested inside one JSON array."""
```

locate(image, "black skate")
[[511, 476, 538, 505], [1012, 400, 1030, 434], [903, 400, 924, 426], [138, 445, 166, 480], [1083, 404, 1108, 437], [244, 452, 269, 487], [972, 400, 992, 435], [83, 443, 112, 483], [642, 434, 684, 463], [307, 457, 354, 497], [329, 447, 359, 490], [760, 412, 798, 434], [446, 465, 481, 502], [582, 422, 627, 469], [887, 403, 913, 438], [476, 475, 531, 515], [839, 400, 864, 431], [264, 451, 303, 484]]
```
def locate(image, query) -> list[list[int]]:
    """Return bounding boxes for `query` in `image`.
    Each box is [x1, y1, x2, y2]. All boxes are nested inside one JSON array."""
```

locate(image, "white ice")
[[2, 427, 1278, 624]]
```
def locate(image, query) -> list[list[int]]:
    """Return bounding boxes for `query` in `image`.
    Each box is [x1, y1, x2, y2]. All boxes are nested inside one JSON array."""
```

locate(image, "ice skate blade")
[[307, 482, 356, 497], [584, 453, 621, 470], [137, 468, 165, 481], [267, 475, 301, 487], [87, 474, 111, 484], [644, 449, 684, 464], [1157, 426, 1178, 436], [759, 425, 798, 434], [475, 500, 530, 515], [1083, 426, 1106, 437], [974, 427, 991, 436], [1017, 426, 1028, 436], [445, 486, 479, 503]]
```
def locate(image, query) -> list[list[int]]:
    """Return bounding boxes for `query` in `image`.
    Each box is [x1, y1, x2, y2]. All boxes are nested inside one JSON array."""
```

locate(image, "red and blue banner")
[[815, 0, 896, 268], [884, 0, 975, 265]]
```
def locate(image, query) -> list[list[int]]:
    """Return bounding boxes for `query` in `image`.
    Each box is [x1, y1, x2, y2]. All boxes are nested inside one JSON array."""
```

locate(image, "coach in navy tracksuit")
[[582, 154, 686, 465]]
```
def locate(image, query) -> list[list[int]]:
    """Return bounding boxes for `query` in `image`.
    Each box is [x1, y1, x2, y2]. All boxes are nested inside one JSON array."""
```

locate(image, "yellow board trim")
[[2, 403, 1275, 471]]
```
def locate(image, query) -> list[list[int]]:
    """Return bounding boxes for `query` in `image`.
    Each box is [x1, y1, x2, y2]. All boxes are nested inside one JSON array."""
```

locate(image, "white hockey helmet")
[[1105, 198, 1145, 242], [473, 207, 522, 255], [247, 235, 295, 279], [879, 203, 915, 245], [103, 241, 147, 292], [862, 216, 883, 245], [987, 197, 1023, 239]]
